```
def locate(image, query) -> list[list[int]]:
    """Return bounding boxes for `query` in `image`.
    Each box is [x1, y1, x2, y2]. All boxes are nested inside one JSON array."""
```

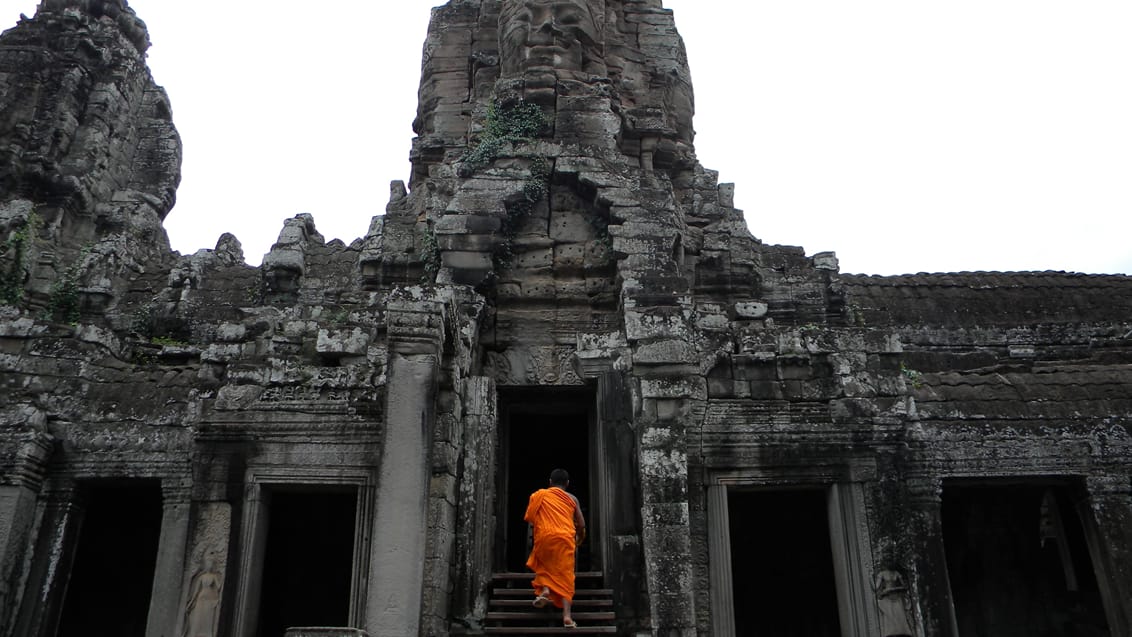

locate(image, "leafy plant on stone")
[[900, 362, 923, 389], [420, 225, 441, 283], [493, 157, 551, 270], [0, 209, 41, 306], [461, 100, 546, 175], [44, 246, 90, 324]]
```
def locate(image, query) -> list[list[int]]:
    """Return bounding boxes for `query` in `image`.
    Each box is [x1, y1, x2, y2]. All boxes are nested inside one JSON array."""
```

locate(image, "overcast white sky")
[[3, 1, 1130, 275]]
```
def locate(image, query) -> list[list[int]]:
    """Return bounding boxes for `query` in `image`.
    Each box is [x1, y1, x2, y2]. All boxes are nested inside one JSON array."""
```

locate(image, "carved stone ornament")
[[183, 557, 223, 637], [875, 568, 915, 637]]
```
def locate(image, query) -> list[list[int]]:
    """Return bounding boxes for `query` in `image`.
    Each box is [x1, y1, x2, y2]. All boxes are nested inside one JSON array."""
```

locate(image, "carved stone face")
[[500, 0, 600, 77]]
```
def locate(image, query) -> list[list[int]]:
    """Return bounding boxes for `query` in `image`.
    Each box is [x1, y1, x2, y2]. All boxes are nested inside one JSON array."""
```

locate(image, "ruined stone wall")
[[0, 1, 180, 317], [2, 1, 1132, 636]]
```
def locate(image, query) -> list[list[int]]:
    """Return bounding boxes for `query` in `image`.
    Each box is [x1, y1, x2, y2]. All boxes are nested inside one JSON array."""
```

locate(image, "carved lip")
[[524, 44, 574, 67]]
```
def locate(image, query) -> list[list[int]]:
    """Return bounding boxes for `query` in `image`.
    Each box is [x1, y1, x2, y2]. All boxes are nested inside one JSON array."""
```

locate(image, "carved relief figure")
[[499, 0, 605, 78], [875, 567, 915, 637], [183, 557, 223, 637]]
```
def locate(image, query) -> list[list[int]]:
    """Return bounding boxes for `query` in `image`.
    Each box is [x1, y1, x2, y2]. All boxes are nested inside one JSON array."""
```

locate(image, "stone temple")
[[1, 1, 1131, 636]]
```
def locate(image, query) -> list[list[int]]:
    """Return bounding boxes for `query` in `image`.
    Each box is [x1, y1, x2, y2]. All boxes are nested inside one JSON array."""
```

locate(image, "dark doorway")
[[256, 488, 358, 637], [728, 489, 842, 637], [942, 483, 1110, 637], [499, 388, 593, 572], [57, 482, 164, 637]]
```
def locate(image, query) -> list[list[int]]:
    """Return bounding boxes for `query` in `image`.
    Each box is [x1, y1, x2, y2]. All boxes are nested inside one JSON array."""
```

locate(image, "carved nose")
[[531, 17, 567, 43]]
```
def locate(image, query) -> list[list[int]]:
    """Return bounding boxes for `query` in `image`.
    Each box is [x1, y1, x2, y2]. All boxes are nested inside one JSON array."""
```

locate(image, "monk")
[[525, 468, 586, 628]]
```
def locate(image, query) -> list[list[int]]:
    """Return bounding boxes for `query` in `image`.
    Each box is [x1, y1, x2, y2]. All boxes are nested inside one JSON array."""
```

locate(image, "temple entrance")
[[255, 488, 358, 637], [942, 482, 1110, 637], [57, 482, 163, 637], [498, 387, 595, 572], [727, 488, 843, 637]]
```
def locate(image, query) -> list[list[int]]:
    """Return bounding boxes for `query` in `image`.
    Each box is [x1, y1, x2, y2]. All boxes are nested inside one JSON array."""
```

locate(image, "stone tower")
[[2, 2, 1131, 637]]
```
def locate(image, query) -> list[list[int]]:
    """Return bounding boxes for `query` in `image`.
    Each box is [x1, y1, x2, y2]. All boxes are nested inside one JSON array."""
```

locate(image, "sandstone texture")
[[1, 1, 1130, 637]]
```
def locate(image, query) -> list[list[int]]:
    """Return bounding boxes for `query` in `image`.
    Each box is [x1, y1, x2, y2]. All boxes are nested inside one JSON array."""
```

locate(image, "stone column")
[[145, 479, 193, 637], [637, 387, 698, 637], [452, 376, 497, 623], [365, 289, 445, 637], [706, 484, 735, 637], [0, 430, 51, 635], [12, 482, 84, 637], [906, 477, 959, 637], [1078, 474, 1132, 636], [828, 481, 880, 637]]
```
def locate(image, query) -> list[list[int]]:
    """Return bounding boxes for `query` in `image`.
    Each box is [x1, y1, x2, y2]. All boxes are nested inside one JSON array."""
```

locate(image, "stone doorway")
[[254, 488, 358, 637], [942, 482, 1111, 637], [232, 475, 372, 637], [57, 482, 163, 637], [497, 387, 597, 573], [726, 488, 843, 637]]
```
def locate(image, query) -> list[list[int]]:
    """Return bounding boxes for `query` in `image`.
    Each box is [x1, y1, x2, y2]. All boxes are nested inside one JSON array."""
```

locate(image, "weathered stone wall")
[[1, 1, 1131, 637], [0, 1, 180, 317]]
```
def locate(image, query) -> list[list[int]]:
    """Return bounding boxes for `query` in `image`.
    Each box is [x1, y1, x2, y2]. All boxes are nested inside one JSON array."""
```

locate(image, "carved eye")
[[557, 6, 583, 27], [502, 8, 533, 39]]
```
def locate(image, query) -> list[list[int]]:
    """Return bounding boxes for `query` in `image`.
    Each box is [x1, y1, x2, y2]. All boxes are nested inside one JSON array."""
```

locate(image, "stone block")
[[634, 339, 694, 364], [813, 251, 839, 271], [624, 308, 689, 342], [434, 214, 500, 235], [436, 232, 497, 252], [316, 328, 369, 357], [553, 243, 586, 270], [640, 378, 700, 399], [549, 209, 595, 243], [734, 301, 768, 319], [440, 250, 492, 272], [717, 183, 735, 208], [514, 246, 553, 270]]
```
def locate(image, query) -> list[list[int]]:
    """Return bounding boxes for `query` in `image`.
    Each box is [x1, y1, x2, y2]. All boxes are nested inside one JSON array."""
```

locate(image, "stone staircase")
[[483, 571, 617, 635]]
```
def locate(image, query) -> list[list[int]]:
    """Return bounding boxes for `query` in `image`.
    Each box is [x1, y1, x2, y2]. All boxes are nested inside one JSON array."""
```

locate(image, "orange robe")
[[524, 486, 578, 607]]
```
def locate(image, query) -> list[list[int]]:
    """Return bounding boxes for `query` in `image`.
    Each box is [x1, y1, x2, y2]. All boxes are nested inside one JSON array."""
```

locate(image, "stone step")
[[491, 571, 604, 581], [485, 611, 615, 622], [483, 627, 617, 635], [490, 598, 612, 608], [484, 572, 617, 635], [492, 588, 613, 597]]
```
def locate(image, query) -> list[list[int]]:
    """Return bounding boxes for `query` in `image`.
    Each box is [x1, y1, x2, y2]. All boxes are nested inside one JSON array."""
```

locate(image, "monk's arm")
[[569, 493, 586, 533]]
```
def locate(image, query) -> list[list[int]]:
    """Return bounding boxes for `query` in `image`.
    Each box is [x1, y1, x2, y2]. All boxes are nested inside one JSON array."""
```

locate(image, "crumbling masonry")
[[1, 1, 1131, 636]]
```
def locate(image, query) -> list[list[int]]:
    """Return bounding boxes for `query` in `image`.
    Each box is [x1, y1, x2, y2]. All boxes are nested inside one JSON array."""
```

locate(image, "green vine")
[[420, 225, 441, 283], [900, 362, 924, 389], [0, 209, 41, 306], [493, 157, 551, 269], [460, 100, 546, 175], [44, 246, 89, 324]]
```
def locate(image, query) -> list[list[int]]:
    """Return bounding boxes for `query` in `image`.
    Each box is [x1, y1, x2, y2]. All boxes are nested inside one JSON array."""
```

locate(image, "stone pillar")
[[452, 376, 497, 624], [906, 477, 959, 637], [0, 430, 51, 635], [706, 484, 735, 637], [1078, 474, 1132, 636], [176, 501, 233, 637], [365, 290, 445, 637], [595, 369, 644, 630], [13, 482, 84, 637], [145, 479, 193, 637], [637, 388, 698, 637], [828, 480, 880, 637]]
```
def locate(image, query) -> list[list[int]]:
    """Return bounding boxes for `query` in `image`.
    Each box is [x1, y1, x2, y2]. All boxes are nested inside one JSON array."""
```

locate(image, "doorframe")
[[231, 468, 374, 637], [495, 385, 603, 572], [706, 472, 879, 637]]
